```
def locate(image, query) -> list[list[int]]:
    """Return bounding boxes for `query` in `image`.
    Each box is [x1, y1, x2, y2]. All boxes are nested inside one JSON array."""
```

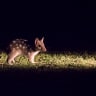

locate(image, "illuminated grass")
[[36, 52, 96, 69], [0, 52, 8, 64], [0, 52, 96, 69]]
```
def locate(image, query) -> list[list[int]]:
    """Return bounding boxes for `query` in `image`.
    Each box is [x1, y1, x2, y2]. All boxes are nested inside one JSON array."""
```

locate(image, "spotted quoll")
[[7, 37, 47, 65]]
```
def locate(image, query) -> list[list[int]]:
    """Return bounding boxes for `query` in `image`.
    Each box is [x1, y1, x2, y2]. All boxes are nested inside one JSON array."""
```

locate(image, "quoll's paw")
[[8, 61, 14, 65], [9, 63, 14, 65]]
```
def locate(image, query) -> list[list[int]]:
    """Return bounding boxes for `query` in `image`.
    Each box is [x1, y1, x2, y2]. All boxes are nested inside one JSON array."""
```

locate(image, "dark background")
[[0, 1, 96, 95], [0, 1, 96, 52]]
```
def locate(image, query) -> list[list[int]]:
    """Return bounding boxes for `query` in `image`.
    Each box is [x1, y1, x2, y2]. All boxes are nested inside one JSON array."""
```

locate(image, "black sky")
[[0, 1, 96, 52]]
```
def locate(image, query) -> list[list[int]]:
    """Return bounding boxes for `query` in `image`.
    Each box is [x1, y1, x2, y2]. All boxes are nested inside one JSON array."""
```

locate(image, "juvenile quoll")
[[7, 37, 47, 65]]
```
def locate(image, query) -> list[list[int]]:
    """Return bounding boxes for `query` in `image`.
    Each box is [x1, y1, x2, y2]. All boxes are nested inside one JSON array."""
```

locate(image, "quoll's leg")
[[28, 54, 38, 64], [8, 57, 15, 65], [8, 50, 22, 65], [28, 51, 40, 64], [8, 53, 16, 65]]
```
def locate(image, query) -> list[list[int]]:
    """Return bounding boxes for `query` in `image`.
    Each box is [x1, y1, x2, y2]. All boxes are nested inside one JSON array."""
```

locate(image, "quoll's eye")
[[38, 45, 41, 47], [38, 45, 41, 49]]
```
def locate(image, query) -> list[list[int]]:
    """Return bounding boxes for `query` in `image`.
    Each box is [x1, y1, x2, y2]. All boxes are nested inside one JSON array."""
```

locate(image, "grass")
[[0, 51, 96, 69]]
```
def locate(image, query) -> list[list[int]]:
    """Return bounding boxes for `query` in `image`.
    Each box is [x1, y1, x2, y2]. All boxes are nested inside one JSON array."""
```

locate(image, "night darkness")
[[0, 1, 96, 53], [1, 1, 96, 95]]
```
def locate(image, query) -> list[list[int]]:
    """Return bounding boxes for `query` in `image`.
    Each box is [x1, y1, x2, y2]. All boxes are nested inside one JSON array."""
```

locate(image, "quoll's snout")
[[43, 47, 47, 52]]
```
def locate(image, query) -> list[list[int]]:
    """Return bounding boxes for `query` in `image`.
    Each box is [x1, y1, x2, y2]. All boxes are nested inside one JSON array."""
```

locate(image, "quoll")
[[7, 37, 47, 65]]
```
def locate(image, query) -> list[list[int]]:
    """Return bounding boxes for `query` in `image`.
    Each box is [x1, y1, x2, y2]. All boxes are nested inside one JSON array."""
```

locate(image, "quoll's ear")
[[41, 37, 44, 42], [35, 38, 39, 45]]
